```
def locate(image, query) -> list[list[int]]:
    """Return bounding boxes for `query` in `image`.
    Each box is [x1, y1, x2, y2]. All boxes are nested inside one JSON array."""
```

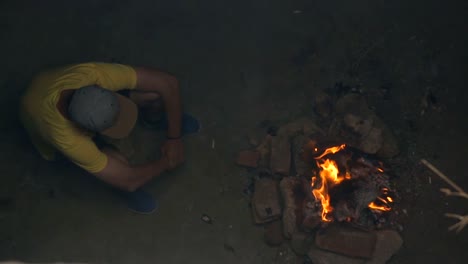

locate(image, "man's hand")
[[161, 139, 184, 169], [134, 67, 184, 170], [95, 149, 172, 192]]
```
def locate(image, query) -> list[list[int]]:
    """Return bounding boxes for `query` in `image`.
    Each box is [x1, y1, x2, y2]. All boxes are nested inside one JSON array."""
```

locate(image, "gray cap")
[[68, 85, 138, 138]]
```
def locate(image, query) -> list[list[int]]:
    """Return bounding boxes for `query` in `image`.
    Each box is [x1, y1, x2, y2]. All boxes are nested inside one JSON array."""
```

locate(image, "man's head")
[[68, 85, 138, 139]]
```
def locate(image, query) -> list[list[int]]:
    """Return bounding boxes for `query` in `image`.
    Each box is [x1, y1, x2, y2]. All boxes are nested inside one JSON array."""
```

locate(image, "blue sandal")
[[120, 188, 158, 214]]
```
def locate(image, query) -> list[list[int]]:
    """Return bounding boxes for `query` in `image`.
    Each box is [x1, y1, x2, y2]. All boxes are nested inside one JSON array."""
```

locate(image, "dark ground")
[[0, 0, 467, 263]]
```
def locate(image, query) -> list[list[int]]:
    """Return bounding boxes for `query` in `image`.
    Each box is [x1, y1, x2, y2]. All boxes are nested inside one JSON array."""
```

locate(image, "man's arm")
[[94, 150, 169, 192], [133, 67, 182, 138], [132, 67, 184, 169]]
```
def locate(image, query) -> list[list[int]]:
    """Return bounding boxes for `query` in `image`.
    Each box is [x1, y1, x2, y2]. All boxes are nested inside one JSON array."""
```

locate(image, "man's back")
[[19, 62, 138, 172]]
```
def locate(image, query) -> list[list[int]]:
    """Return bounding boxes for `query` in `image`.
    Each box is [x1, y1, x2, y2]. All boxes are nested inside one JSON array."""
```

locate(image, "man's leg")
[[101, 147, 158, 214], [123, 90, 201, 134], [128, 91, 165, 123]]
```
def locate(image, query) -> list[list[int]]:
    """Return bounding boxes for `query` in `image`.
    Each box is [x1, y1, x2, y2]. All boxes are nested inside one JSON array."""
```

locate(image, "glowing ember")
[[368, 202, 391, 212], [315, 144, 346, 159], [310, 144, 393, 222], [345, 172, 352, 180]]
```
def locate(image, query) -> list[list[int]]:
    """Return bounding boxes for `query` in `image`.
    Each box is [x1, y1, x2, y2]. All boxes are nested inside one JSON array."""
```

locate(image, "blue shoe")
[[142, 113, 201, 136], [123, 189, 158, 214]]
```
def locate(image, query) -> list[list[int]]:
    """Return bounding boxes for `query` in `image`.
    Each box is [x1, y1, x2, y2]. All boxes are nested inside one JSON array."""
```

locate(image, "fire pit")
[[236, 93, 404, 263], [306, 144, 394, 227]]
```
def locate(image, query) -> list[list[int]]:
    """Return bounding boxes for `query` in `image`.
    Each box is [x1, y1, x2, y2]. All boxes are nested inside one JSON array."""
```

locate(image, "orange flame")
[[371, 195, 392, 212], [368, 202, 391, 212], [311, 176, 333, 222], [311, 145, 347, 221], [317, 159, 345, 184], [315, 144, 346, 159], [310, 144, 393, 222]]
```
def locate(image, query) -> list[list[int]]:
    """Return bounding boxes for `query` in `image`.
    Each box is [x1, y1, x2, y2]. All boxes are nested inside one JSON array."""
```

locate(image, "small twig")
[[440, 188, 468, 199], [420, 159, 465, 194], [445, 213, 468, 233], [421, 159, 468, 234], [421, 159, 468, 233]]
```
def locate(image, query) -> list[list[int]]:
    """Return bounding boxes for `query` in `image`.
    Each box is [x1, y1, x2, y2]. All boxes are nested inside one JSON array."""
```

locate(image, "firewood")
[[421, 159, 468, 233]]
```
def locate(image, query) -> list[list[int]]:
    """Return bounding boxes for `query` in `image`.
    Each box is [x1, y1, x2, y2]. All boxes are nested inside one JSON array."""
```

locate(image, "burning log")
[[421, 159, 468, 233], [309, 144, 394, 224], [299, 177, 323, 231], [329, 179, 379, 222]]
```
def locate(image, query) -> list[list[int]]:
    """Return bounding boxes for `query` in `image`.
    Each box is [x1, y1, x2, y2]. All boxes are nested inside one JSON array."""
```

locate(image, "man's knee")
[[129, 91, 161, 107]]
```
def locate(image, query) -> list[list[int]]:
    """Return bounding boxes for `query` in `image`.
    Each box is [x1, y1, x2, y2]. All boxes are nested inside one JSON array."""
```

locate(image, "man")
[[19, 62, 198, 213]]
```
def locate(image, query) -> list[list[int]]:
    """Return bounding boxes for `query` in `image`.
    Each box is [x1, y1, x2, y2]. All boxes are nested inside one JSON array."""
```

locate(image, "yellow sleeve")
[[53, 134, 108, 173], [93, 63, 138, 92]]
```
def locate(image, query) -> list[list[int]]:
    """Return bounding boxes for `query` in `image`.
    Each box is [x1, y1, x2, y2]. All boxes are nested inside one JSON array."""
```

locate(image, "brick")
[[252, 203, 279, 224], [315, 225, 377, 259], [359, 127, 383, 154], [290, 232, 314, 255], [256, 135, 273, 169], [301, 213, 321, 231], [307, 245, 365, 264], [292, 135, 316, 177], [264, 220, 284, 246], [270, 135, 291, 175], [343, 114, 374, 137], [278, 117, 321, 138], [280, 177, 301, 238], [251, 178, 282, 224], [236, 150, 261, 168], [365, 230, 403, 264]]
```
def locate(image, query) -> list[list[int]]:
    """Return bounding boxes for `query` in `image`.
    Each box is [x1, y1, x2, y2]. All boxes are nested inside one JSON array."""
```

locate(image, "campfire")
[[309, 144, 393, 224], [235, 92, 406, 263]]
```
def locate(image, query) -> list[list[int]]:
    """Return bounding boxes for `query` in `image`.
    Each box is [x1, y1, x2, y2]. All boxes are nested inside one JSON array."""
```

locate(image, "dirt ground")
[[1, 0, 467, 263]]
